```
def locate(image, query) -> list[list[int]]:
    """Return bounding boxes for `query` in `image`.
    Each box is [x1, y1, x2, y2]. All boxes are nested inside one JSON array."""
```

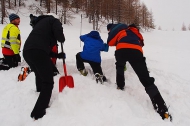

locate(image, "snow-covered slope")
[[0, 5, 190, 126]]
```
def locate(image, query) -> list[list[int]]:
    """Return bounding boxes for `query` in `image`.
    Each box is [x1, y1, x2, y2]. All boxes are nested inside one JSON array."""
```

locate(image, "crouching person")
[[0, 13, 21, 70], [76, 31, 109, 84]]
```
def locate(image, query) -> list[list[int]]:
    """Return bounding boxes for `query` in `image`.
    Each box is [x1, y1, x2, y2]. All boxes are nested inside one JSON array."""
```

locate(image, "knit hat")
[[107, 23, 114, 31], [29, 14, 38, 27], [9, 13, 20, 22]]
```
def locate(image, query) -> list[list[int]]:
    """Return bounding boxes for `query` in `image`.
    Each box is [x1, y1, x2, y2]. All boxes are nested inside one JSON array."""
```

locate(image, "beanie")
[[107, 23, 113, 31], [29, 14, 38, 27], [9, 13, 20, 22]]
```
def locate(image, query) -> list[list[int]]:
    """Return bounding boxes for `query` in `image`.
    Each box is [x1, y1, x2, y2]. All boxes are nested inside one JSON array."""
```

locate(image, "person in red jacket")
[[107, 23, 172, 121]]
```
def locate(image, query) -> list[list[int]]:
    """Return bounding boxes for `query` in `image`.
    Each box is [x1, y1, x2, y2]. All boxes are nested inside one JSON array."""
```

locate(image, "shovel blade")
[[59, 76, 74, 92]]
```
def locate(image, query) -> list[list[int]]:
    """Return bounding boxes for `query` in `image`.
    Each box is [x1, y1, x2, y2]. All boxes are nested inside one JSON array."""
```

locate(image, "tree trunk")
[[1, 0, 5, 24]]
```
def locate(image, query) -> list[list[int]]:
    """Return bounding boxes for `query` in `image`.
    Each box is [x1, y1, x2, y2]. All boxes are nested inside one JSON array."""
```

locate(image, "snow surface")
[[0, 4, 190, 126]]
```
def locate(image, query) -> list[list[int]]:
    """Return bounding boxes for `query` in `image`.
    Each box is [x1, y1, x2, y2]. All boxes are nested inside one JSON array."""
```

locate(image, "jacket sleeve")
[[52, 19, 65, 43], [9, 26, 20, 54], [107, 30, 125, 46], [101, 43, 109, 52]]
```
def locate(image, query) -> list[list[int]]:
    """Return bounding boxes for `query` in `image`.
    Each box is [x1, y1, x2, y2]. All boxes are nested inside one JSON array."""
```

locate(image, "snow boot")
[[95, 73, 104, 84], [79, 69, 88, 76], [117, 86, 124, 91], [151, 93, 172, 121]]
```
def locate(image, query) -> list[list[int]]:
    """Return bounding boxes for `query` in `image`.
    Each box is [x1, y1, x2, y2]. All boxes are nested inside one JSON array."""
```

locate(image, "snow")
[[0, 5, 190, 126]]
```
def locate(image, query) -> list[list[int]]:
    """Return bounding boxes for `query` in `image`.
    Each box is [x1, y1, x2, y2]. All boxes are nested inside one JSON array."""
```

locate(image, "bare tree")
[[181, 23, 186, 31], [46, 0, 51, 13], [158, 26, 162, 30], [1, 0, 6, 24]]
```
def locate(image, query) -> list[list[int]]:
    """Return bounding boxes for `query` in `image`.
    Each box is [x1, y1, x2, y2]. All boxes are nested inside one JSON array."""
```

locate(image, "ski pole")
[[80, 14, 82, 47]]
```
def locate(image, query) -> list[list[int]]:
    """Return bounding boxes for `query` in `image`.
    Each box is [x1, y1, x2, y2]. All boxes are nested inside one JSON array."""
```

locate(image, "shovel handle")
[[60, 42, 67, 77]]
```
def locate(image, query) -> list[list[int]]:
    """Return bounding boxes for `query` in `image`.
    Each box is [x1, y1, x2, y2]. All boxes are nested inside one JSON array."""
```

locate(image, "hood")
[[87, 31, 101, 39]]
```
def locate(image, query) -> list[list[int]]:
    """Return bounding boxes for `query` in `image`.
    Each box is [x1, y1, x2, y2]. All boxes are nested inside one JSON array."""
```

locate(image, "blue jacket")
[[80, 31, 105, 63]]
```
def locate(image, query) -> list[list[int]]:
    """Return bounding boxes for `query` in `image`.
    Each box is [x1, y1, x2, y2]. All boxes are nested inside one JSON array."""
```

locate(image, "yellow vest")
[[1, 23, 21, 54]]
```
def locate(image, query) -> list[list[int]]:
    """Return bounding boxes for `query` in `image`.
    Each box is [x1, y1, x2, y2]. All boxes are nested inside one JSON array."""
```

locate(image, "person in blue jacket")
[[76, 31, 109, 84]]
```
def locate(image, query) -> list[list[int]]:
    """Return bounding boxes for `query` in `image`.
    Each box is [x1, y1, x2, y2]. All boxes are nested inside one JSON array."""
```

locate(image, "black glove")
[[57, 52, 66, 59], [14, 54, 21, 62], [49, 52, 57, 58]]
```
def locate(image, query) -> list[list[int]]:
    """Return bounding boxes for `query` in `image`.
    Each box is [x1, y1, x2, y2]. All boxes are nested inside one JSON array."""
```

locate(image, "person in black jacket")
[[23, 13, 65, 120]]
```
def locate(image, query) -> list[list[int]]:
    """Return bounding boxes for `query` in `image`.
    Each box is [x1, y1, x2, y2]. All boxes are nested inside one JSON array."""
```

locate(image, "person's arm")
[[9, 26, 20, 54], [52, 19, 65, 43], [102, 43, 109, 52]]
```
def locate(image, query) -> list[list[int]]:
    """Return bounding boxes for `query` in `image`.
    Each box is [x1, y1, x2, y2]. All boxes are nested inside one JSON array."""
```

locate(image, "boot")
[[79, 69, 88, 76], [95, 73, 103, 84], [151, 93, 172, 121]]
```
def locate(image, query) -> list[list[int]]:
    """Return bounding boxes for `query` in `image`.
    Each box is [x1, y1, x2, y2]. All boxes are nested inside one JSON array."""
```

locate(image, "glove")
[[57, 52, 66, 59], [14, 54, 21, 62], [103, 43, 109, 52]]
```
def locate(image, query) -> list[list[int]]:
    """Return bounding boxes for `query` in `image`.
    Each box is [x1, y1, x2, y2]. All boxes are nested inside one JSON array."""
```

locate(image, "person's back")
[[23, 15, 65, 54], [80, 31, 104, 63], [76, 31, 108, 83]]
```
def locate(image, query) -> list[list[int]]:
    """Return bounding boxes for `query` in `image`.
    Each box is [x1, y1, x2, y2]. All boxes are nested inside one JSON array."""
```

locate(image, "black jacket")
[[23, 15, 65, 54]]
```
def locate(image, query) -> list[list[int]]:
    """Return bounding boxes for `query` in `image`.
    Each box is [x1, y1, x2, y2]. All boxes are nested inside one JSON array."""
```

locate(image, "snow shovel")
[[59, 42, 74, 92]]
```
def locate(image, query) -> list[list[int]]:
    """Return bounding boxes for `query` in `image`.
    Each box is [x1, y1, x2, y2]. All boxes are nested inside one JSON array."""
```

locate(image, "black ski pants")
[[115, 49, 160, 99], [76, 52, 103, 75], [0, 55, 18, 70], [23, 49, 54, 119]]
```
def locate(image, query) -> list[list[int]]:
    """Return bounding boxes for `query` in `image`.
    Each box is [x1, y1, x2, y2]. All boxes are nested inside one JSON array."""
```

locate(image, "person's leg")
[[88, 61, 107, 83], [76, 52, 88, 76], [76, 52, 85, 70], [23, 50, 54, 120], [115, 49, 126, 89], [128, 50, 159, 96], [128, 49, 169, 119], [3, 55, 17, 68], [88, 61, 103, 75]]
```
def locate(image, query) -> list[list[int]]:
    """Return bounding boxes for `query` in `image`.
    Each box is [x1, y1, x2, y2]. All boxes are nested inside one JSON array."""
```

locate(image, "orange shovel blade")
[[59, 76, 74, 92]]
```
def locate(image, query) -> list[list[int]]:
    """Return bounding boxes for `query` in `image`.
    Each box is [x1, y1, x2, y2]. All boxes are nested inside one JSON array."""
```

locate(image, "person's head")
[[29, 14, 38, 27], [88, 31, 101, 39], [9, 13, 20, 25], [107, 23, 114, 31]]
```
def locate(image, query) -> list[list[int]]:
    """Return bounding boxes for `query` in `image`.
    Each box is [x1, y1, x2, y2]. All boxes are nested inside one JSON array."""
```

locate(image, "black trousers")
[[115, 49, 168, 113], [76, 52, 103, 75], [23, 49, 54, 119], [0, 55, 18, 70], [115, 49, 160, 98]]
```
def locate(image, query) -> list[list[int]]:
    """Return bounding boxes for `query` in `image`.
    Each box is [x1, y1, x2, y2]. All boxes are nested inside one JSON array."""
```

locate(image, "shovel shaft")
[[59, 42, 74, 92]]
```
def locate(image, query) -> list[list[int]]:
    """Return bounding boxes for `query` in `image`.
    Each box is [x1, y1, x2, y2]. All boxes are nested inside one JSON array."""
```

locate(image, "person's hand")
[[103, 43, 109, 52], [57, 52, 66, 59]]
